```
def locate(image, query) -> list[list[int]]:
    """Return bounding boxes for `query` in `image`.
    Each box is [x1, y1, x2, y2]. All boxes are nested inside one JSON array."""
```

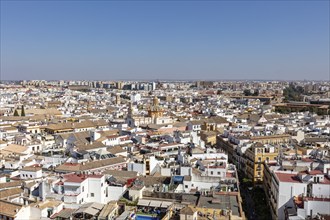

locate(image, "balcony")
[[63, 187, 81, 196], [63, 194, 79, 203], [45, 193, 64, 201], [64, 190, 81, 196]]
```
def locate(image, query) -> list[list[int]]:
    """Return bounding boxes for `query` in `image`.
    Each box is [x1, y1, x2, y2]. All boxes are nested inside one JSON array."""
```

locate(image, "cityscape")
[[0, 80, 329, 220], [0, 1, 329, 220]]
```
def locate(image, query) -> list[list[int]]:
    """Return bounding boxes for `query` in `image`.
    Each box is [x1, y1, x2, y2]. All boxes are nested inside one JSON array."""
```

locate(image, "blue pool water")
[[136, 215, 159, 220]]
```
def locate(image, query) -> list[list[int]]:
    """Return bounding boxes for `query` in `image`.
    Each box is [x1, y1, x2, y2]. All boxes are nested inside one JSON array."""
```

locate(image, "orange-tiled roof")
[[63, 173, 103, 183], [275, 172, 301, 183], [0, 200, 22, 217]]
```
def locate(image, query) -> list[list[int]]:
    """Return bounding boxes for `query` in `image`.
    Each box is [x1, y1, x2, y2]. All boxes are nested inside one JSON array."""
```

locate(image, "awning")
[[149, 200, 162, 207], [73, 202, 104, 216], [51, 209, 76, 219], [160, 201, 172, 208], [83, 207, 99, 216], [137, 199, 150, 206]]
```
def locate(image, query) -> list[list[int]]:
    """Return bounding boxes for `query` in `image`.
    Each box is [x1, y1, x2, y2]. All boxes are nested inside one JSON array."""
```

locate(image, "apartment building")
[[245, 143, 278, 184], [264, 163, 330, 220]]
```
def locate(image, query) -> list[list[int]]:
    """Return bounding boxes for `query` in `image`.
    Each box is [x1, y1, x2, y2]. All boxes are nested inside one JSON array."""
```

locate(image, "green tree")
[[21, 105, 25, 116], [283, 84, 306, 102], [14, 109, 19, 116], [253, 89, 259, 96], [243, 89, 252, 96]]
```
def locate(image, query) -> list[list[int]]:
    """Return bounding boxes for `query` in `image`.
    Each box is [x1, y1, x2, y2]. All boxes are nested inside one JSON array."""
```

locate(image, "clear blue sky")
[[1, 0, 329, 81]]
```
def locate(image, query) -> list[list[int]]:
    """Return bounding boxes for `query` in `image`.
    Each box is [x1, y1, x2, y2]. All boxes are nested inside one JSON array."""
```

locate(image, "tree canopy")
[[21, 105, 25, 116], [283, 84, 305, 102], [14, 109, 19, 116]]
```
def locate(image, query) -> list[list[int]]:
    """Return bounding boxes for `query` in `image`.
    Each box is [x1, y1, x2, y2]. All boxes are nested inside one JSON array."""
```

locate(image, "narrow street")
[[239, 184, 257, 220]]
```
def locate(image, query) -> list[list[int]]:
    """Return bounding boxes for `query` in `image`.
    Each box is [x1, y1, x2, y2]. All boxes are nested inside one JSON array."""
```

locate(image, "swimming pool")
[[135, 215, 160, 220]]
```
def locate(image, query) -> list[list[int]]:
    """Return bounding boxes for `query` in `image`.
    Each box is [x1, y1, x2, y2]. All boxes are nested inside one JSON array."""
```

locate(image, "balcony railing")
[[63, 189, 81, 196]]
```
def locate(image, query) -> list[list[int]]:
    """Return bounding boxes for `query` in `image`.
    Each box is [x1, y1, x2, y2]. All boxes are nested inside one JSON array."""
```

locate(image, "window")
[[217, 172, 220, 175], [258, 172, 261, 176], [47, 208, 53, 218], [91, 193, 94, 197], [30, 175, 32, 178], [185, 185, 188, 188], [32, 147, 35, 151], [210, 171, 213, 175], [101, 183, 103, 187], [82, 186, 84, 192]]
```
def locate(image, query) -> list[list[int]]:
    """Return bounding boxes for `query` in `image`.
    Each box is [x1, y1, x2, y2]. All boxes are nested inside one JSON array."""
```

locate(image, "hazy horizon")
[[1, 1, 329, 81]]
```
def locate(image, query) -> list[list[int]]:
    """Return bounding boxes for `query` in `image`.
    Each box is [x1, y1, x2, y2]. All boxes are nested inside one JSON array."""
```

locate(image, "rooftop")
[[63, 173, 104, 183]]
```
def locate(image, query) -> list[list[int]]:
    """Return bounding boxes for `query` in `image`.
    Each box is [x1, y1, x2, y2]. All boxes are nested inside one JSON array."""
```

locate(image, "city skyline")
[[1, 0, 329, 81]]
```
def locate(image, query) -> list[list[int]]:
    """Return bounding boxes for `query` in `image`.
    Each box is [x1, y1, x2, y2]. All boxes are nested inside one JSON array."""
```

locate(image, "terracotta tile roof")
[[80, 157, 126, 171], [50, 208, 76, 219], [21, 165, 42, 172], [1, 126, 18, 131], [54, 163, 80, 172], [45, 123, 73, 131], [250, 134, 291, 140], [207, 116, 229, 124], [25, 108, 62, 116], [107, 146, 126, 154], [0, 200, 22, 217], [35, 200, 62, 209], [1, 144, 28, 154], [97, 129, 119, 137], [0, 181, 23, 190], [180, 206, 196, 215], [0, 115, 49, 121], [275, 172, 301, 183], [93, 119, 109, 127], [189, 120, 204, 125], [73, 120, 95, 129], [75, 141, 106, 151], [63, 173, 103, 183], [0, 187, 22, 199], [55, 157, 127, 172], [135, 176, 171, 187], [103, 170, 137, 178]]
